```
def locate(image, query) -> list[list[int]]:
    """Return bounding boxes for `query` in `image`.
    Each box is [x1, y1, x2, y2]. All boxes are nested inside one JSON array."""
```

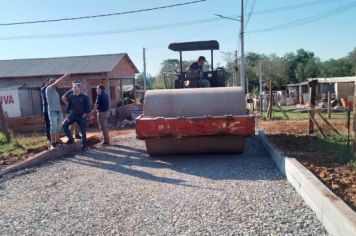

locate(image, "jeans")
[[198, 79, 210, 87], [49, 111, 64, 134], [43, 112, 51, 141], [62, 114, 87, 147]]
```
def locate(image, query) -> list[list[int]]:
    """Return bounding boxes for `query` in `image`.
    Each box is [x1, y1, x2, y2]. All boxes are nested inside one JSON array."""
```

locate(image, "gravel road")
[[0, 131, 328, 235]]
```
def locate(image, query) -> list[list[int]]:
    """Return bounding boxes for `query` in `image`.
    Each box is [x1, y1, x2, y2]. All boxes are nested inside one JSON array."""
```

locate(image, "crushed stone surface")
[[0, 131, 328, 235]]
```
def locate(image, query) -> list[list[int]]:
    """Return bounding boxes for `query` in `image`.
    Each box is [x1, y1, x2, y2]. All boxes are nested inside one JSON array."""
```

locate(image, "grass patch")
[[0, 132, 49, 162], [262, 107, 352, 121], [315, 133, 355, 168]]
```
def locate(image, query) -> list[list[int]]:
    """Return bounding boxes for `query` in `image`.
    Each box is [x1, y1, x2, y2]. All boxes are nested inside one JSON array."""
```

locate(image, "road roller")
[[135, 40, 255, 155]]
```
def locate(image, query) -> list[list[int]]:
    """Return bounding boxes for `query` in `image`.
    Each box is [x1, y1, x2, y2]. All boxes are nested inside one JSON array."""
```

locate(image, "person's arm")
[[83, 96, 91, 117], [52, 73, 71, 87], [65, 96, 72, 120], [61, 92, 69, 106], [92, 95, 99, 113], [186, 63, 193, 72]]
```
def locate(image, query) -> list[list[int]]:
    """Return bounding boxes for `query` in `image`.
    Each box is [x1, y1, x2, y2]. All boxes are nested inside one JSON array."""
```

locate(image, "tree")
[[245, 52, 264, 91], [347, 47, 356, 75], [136, 73, 156, 90], [305, 57, 321, 79], [260, 54, 288, 90], [153, 59, 191, 89], [283, 49, 321, 83], [321, 58, 353, 77], [221, 52, 237, 86]]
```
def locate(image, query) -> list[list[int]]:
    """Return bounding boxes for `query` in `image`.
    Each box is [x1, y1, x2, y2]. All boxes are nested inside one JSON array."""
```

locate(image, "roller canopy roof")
[[168, 40, 219, 51]]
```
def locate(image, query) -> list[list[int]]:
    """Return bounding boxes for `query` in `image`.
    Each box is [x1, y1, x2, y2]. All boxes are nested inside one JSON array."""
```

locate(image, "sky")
[[0, 0, 355, 76]]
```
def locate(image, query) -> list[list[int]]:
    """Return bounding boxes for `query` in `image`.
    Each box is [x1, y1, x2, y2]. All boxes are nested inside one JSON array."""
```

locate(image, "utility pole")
[[143, 47, 147, 92], [353, 79, 356, 159], [268, 78, 272, 119], [240, 0, 245, 94], [246, 76, 249, 93], [259, 63, 263, 114], [234, 50, 238, 86]]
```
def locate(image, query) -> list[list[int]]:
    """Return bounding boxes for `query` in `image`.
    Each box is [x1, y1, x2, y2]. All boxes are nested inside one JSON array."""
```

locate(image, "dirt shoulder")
[[0, 128, 132, 169], [260, 119, 356, 211]]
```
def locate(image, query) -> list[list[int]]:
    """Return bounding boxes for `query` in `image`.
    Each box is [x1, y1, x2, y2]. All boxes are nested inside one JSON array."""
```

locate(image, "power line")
[[0, 0, 206, 26], [1, 0, 354, 40], [253, 0, 348, 15], [248, 1, 356, 33], [0, 16, 231, 40], [148, 21, 226, 50], [1, 0, 342, 28], [245, 0, 256, 28]]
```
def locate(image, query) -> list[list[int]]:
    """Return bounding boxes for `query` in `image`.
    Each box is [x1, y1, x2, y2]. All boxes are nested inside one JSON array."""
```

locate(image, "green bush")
[[0, 132, 8, 145], [348, 158, 356, 170]]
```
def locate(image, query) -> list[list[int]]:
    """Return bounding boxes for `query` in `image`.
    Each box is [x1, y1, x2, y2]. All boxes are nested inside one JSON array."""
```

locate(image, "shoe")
[[50, 144, 56, 150], [65, 139, 74, 144], [81, 146, 88, 152], [74, 133, 81, 139], [55, 141, 63, 146], [98, 141, 109, 146]]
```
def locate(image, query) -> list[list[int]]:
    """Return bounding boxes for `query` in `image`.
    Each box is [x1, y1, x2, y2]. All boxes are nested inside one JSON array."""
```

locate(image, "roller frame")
[[136, 115, 255, 139]]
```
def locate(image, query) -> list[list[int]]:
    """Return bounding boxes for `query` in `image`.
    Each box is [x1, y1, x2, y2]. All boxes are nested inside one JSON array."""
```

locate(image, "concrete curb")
[[0, 136, 96, 177], [257, 131, 356, 236]]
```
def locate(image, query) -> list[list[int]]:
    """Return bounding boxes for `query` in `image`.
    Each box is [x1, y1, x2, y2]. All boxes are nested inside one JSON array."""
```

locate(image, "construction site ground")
[[0, 131, 327, 234], [259, 116, 356, 212], [0, 112, 354, 233], [0, 128, 132, 168]]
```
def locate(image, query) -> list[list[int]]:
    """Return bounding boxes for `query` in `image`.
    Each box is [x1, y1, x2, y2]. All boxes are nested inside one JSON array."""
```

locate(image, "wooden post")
[[353, 80, 356, 159], [0, 103, 11, 142], [308, 80, 317, 135], [277, 104, 289, 119], [120, 79, 123, 106], [327, 91, 331, 119], [309, 112, 326, 139], [268, 79, 273, 119], [299, 85, 302, 104], [316, 110, 340, 135]]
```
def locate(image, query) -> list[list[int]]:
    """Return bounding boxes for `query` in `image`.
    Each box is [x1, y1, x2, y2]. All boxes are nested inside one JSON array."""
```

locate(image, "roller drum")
[[143, 87, 246, 117]]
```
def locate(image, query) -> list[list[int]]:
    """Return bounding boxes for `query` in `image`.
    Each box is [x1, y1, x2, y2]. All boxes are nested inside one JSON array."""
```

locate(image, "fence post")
[[308, 80, 317, 135], [327, 91, 331, 119], [353, 80, 356, 159], [0, 103, 11, 142]]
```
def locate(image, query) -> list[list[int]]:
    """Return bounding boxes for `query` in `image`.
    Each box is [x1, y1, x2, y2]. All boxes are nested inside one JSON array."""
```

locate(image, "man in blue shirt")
[[92, 85, 110, 145], [62, 83, 90, 151], [61, 81, 81, 140], [186, 56, 210, 88], [40, 78, 51, 141]]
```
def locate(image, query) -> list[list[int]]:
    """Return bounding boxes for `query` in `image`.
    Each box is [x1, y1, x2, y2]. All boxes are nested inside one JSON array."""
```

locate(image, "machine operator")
[[185, 56, 210, 88]]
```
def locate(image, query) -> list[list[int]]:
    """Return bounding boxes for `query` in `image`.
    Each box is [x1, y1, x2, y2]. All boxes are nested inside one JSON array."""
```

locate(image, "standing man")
[[92, 85, 110, 145], [62, 83, 90, 151], [46, 74, 71, 149], [61, 81, 81, 140], [40, 78, 51, 142]]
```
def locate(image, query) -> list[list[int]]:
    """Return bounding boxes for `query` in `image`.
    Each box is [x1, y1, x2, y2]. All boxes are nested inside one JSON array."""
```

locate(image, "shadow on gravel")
[[68, 137, 283, 184]]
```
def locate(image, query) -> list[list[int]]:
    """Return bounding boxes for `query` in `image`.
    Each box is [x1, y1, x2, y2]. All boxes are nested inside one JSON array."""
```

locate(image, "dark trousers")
[[62, 114, 87, 147], [43, 112, 51, 141]]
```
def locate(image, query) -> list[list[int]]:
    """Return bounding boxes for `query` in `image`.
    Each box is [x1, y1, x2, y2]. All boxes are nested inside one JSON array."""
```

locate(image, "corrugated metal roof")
[[287, 76, 355, 86], [0, 53, 127, 78], [309, 76, 355, 83]]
